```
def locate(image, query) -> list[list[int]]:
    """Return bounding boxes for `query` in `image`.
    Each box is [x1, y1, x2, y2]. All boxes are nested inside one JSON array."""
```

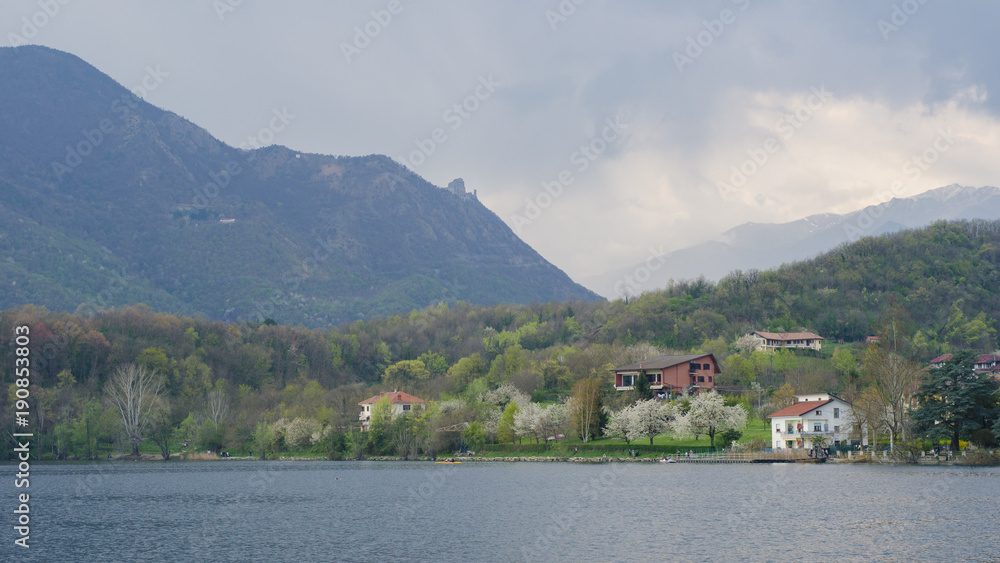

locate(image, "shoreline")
[[8, 454, 985, 466]]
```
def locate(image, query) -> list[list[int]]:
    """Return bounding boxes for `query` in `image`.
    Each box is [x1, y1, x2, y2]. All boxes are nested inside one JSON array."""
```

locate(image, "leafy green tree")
[[417, 352, 449, 377], [446, 354, 486, 389], [367, 396, 394, 454], [382, 360, 430, 388], [463, 421, 486, 451], [719, 428, 743, 447], [497, 401, 520, 445], [252, 421, 276, 460], [633, 371, 653, 401], [912, 351, 1000, 451]]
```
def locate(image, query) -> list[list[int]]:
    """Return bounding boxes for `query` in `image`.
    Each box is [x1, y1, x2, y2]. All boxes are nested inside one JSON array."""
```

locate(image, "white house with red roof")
[[748, 331, 825, 352], [767, 393, 864, 450], [358, 391, 426, 430]]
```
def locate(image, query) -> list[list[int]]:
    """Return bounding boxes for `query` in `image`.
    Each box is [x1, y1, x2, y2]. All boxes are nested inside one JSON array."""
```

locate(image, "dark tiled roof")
[[612, 354, 717, 373]]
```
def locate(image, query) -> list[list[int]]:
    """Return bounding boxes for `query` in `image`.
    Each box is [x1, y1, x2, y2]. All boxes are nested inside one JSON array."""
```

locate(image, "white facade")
[[358, 401, 418, 426], [769, 394, 866, 449]]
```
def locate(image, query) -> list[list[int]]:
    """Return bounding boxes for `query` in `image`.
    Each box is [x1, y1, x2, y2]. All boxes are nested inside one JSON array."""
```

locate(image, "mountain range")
[[582, 184, 1000, 298], [0, 46, 600, 327]]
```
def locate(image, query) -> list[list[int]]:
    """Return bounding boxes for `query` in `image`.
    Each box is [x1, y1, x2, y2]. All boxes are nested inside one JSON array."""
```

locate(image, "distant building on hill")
[[929, 353, 952, 369], [611, 354, 719, 396], [358, 391, 425, 431], [747, 330, 825, 352], [446, 178, 478, 201], [767, 393, 865, 450]]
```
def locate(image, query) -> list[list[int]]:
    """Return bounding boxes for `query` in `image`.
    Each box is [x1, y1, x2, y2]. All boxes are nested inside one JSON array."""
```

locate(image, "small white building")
[[358, 391, 425, 431], [766, 393, 865, 449]]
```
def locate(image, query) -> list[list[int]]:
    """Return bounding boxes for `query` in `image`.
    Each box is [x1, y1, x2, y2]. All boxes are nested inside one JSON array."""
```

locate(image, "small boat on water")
[[436, 460, 462, 464], [659, 458, 677, 463]]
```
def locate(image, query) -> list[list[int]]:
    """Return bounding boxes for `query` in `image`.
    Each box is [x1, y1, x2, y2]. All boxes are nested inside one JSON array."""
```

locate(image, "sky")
[[5, 0, 1000, 285]]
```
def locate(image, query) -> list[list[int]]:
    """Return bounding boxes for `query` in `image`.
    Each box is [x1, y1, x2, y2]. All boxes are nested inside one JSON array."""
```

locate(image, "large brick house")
[[611, 354, 719, 395]]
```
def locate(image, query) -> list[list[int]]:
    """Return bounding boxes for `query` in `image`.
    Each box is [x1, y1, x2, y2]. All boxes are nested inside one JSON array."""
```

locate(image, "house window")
[[834, 426, 840, 433], [776, 424, 781, 431], [403, 404, 411, 411], [834, 408, 840, 419], [815, 410, 822, 415], [689, 362, 699, 371], [622, 375, 634, 387], [708, 376, 713, 382], [702, 363, 710, 370], [698, 376, 705, 382], [813, 423, 822, 432]]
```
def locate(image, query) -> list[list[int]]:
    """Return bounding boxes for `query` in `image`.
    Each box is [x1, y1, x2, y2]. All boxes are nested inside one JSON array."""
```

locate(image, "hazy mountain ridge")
[[0, 46, 600, 327], [584, 184, 1000, 298]]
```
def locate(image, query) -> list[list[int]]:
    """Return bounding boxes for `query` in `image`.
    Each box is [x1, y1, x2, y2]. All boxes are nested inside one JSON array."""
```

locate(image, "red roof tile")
[[767, 399, 832, 418], [359, 391, 426, 405], [930, 353, 953, 364]]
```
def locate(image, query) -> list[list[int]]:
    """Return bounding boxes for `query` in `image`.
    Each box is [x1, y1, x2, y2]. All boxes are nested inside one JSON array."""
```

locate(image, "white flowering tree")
[[538, 403, 567, 442], [628, 399, 670, 445], [514, 401, 543, 444], [513, 402, 568, 444], [603, 404, 634, 444], [673, 391, 747, 449], [481, 383, 530, 408], [284, 417, 322, 449]]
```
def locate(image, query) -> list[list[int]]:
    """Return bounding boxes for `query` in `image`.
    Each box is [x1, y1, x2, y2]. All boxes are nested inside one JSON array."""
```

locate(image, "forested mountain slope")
[[0, 46, 600, 327]]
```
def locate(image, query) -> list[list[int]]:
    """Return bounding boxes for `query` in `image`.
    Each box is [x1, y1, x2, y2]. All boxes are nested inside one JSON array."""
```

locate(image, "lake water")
[[3, 460, 1000, 562]]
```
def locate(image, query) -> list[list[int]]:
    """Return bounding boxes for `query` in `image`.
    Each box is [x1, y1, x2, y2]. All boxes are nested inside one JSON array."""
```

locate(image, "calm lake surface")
[[3, 460, 1000, 562]]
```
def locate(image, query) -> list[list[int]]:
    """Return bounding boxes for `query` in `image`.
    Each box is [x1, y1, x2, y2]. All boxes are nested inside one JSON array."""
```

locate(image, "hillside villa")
[[767, 393, 864, 450], [358, 391, 425, 430], [930, 353, 1000, 378], [748, 330, 825, 352], [611, 354, 720, 396]]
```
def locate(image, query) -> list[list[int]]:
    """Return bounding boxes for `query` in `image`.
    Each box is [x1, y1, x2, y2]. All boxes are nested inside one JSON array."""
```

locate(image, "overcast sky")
[[6, 0, 1000, 283]]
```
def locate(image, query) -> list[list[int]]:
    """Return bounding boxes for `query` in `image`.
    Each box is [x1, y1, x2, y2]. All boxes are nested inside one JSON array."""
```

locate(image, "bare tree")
[[105, 363, 164, 457], [866, 349, 920, 451], [206, 388, 230, 429]]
